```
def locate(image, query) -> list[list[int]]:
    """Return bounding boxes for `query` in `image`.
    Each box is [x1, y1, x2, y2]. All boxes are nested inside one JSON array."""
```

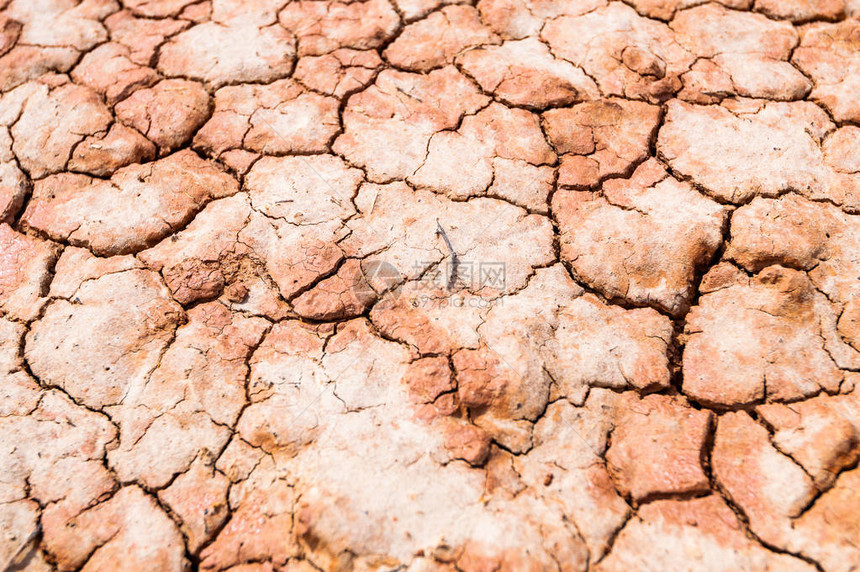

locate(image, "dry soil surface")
[[1, 0, 860, 571]]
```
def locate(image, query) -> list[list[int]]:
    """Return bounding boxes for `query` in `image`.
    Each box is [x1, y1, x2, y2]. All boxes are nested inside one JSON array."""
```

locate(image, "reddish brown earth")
[[1, 1, 859, 571]]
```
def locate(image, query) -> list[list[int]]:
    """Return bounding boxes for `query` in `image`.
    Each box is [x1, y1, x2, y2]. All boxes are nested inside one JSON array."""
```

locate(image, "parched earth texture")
[[1, 0, 860, 570]]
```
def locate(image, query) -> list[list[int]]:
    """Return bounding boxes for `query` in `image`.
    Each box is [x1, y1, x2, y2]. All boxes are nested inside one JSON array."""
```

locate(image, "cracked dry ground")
[[2, 1, 860, 572]]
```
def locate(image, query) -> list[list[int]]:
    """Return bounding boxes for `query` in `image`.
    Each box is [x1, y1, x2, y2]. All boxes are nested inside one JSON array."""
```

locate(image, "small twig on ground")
[[435, 220, 458, 291]]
